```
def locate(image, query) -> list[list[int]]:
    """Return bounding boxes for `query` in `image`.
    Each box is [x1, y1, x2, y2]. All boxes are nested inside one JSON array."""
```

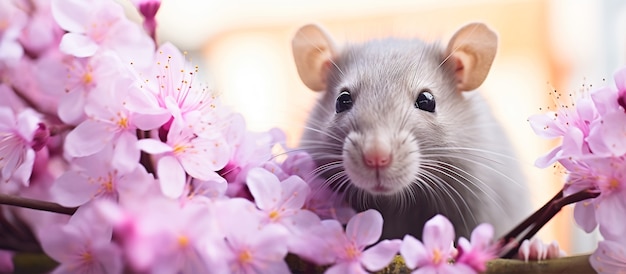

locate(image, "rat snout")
[[363, 146, 392, 169], [362, 138, 392, 169]]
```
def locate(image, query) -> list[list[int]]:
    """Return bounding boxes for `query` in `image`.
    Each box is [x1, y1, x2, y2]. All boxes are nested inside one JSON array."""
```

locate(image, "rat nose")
[[363, 147, 392, 168]]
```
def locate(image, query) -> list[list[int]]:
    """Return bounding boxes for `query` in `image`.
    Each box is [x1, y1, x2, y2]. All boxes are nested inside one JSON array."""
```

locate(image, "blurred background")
[[122, 0, 626, 255]]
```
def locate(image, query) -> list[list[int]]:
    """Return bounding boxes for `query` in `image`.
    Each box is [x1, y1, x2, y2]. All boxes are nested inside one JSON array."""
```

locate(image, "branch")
[[0, 194, 76, 215]]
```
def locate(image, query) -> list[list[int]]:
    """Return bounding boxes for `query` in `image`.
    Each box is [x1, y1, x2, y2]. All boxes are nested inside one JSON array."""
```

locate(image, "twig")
[[498, 188, 599, 258], [0, 194, 76, 215]]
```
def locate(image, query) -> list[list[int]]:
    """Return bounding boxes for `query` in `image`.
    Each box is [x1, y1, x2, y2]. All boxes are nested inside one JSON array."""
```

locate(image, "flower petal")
[[157, 156, 185, 198], [422, 215, 455, 253], [65, 120, 110, 157], [346, 209, 383, 248], [246, 168, 281, 211], [137, 138, 172, 154], [59, 33, 98, 58], [51, 0, 90, 33], [361, 239, 401, 272], [400, 235, 426, 269]]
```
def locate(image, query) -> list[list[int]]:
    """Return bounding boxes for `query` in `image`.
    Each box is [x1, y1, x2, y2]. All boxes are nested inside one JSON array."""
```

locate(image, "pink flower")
[[137, 118, 229, 198], [130, 0, 161, 41], [587, 67, 626, 156], [246, 168, 317, 227], [527, 95, 597, 168], [64, 75, 142, 161], [125, 42, 224, 130], [51, 0, 154, 66], [456, 223, 496, 272], [216, 198, 291, 274], [39, 204, 123, 274], [18, 0, 64, 57], [0, 107, 47, 186], [564, 157, 626, 239], [38, 52, 128, 125], [590, 239, 626, 274], [0, 1, 26, 64], [323, 209, 401, 274], [96, 197, 223, 273], [401, 215, 472, 274], [50, 144, 154, 207]]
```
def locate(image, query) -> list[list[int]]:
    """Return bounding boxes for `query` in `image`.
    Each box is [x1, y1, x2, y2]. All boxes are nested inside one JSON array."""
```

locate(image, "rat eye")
[[336, 89, 353, 113], [415, 89, 435, 113]]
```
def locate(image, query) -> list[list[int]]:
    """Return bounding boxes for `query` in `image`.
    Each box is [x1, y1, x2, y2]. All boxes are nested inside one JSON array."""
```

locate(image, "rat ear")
[[445, 23, 497, 92], [292, 24, 337, 92]]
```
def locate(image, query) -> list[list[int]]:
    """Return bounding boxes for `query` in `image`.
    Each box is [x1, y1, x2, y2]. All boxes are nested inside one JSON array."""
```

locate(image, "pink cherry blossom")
[[323, 209, 402, 274], [563, 157, 626, 239], [216, 198, 291, 274], [96, 197, 224, 273], [137, 118, 229, 198], [401, 214, 473, 274], [50, 0, 154, 66], [125, 42, 224, 130], [456, 223, 497, 272], [18, 0, 64, 57], [588, 72, 626, 156], [50, 144, 153, 207], [0, 1, 26, 64], [131, 0, 161, 41], [590, 239, 626, 274], [38, 204, 123, 274], [527, 95, 597, 168], [246, 168, 316, 227], [38, 52, 128, 125], [0, 107, 47, 186]]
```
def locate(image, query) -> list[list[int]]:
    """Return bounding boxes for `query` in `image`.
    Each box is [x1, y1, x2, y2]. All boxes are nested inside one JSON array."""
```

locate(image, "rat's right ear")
[[445, 23, 498, 92], [292, 24, 337, 92]]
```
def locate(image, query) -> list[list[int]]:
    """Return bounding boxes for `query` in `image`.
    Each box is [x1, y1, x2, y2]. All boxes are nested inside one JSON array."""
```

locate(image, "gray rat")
[[291, 23, 531, 240]]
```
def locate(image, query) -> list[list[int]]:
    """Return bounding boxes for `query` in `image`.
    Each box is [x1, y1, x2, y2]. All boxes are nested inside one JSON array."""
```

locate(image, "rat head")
[[292, 23, 498, 198]]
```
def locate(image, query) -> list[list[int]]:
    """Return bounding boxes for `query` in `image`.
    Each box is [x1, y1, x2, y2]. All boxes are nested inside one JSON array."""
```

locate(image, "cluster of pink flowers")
[[0, 0, 499, 273], [528, 68, 626, 272]]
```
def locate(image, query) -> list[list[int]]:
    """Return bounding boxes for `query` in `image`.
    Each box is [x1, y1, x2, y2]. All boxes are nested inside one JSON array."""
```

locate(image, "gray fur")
[[299, 38, 531, 240]]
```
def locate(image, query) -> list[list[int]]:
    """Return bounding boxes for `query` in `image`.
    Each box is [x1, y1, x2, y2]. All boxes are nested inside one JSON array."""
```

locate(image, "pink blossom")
[[216, 198, 291, 274], [137, 118, 229, 198], [564, 157, 626, 239], [323, 209, 402, 274], [131, 0, 161, 41], [401, 215, 472, 274], [0, 1, 26, 64], [50, 0, 154, 66], [527, 95, 597, 167], [125, 42, 224, 130], [590, 239, 626, 274], [50, 144, 154, 207], [18, 0, 63, 57], [456, 223, 497, 272], [587, 68, 626, 156], [96, 197, 223, 273], [64, 76, 142, 162], [0, 107, 47, 186], [38, 52, 128, 125], [246, 168, 316, 227], [38, 204, 123, 274]]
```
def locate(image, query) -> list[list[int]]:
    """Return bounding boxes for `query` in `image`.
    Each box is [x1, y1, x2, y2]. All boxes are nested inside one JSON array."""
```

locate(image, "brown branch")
[[0, 194, 76, 215], [498, 188, 599, 258]]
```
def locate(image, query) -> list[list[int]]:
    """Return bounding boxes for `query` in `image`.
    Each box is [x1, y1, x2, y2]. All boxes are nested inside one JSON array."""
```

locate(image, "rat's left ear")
[[445, 23, 497, 92]]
